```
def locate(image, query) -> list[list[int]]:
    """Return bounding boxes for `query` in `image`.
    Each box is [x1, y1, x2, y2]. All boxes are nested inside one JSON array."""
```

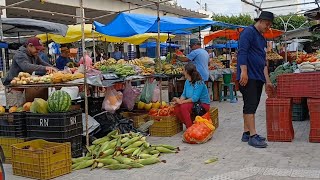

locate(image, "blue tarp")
[[206, 40, 238, 49], [94, 13, 243, 37], [172, 30, 192, 35], [0, 42, 8, 49], [140, 42, 180, 48]]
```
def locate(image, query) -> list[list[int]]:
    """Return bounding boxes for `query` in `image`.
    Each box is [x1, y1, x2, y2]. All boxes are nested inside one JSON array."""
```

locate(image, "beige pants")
[[6, 90, 25, 107]]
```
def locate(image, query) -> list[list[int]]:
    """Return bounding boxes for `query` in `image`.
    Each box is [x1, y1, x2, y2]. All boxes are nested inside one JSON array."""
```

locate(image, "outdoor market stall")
[[0, 1, 239, 179]]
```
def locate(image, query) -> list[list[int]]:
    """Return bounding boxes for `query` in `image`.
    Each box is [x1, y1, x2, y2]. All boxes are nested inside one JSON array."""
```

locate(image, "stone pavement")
[[4, 93, 320, 180]]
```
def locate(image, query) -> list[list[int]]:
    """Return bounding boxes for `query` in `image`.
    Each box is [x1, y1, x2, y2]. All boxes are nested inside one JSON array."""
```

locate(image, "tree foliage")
[[212, 13, 314, 31]]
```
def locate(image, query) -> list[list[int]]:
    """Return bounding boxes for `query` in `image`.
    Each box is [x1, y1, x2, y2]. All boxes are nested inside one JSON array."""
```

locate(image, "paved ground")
[[4, 92, 320, 180]]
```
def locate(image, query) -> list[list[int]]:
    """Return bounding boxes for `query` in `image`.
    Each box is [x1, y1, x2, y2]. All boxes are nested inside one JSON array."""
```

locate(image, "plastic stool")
[[219, 83, 238, 102]]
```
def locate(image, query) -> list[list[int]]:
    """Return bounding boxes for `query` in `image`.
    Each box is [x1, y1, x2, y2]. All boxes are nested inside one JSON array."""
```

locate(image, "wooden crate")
[[209, 107, 219, 129]]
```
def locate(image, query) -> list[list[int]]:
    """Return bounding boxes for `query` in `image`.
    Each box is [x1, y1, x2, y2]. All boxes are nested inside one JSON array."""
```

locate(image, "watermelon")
[[48, 90, 72, 113]]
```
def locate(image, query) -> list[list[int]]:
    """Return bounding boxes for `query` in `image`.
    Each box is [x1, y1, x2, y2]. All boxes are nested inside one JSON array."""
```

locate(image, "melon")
[[48, 90, 71, 113], [9, 106, 17, 113]]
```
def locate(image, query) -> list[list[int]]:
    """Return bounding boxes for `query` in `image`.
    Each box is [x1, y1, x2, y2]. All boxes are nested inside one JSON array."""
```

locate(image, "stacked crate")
[[266, 98, 294, 142], [25, 110, 83, 157], [0, 112, 26, 163], [276, 72, 320, 143]]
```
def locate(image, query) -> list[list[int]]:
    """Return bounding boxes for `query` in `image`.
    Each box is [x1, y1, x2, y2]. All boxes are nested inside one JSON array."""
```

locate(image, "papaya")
[[30, 98, 48, 114]]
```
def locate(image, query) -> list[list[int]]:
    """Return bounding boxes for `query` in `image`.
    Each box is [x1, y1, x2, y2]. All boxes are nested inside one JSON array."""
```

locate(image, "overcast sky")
[[177, 0, 318, 15], [177, 0, 242, 15]]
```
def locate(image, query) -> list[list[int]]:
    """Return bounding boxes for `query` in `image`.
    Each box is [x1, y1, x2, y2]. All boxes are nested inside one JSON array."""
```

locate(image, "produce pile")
[[296, 54, 318, 64], [10, 71, 84, 86], [267, 52, 283, 61], [3, 90, 73, 115], [162, 63, 183, 75], [94, 57, 156, 76], [99, 64, 136, 77], [298, 61, 320, 72], [72, 131, 179, 170], [269, 63, 296, 85]]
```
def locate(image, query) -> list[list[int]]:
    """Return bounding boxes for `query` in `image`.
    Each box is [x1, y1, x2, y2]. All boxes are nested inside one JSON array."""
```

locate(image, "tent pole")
[[80, 0, 89, 147], [156, 0, 162, 103], [0, 8, 6, 76], [92, 24, 97, 63]]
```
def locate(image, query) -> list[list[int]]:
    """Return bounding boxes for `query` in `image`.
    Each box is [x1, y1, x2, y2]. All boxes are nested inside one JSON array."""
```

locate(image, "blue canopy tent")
[[206, 40, 238, 49], [140, 42, 180, 48], [93, 13, 239, 37], [140, 42, 180, 58]]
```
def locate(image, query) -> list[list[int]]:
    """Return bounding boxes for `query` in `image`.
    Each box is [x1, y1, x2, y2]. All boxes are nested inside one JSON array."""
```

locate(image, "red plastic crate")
[[266, 98, 294, 142], [292, 97, 302, 104], [277, 73, 320, 98], [307, 99, 320, 143]]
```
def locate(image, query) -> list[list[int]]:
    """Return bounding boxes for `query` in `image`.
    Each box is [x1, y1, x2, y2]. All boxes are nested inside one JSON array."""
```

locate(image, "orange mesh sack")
[[183, 112, 216, 144]]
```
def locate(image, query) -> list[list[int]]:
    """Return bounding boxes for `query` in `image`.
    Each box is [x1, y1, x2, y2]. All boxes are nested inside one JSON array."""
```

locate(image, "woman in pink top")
[[78, 50, 93, 68]]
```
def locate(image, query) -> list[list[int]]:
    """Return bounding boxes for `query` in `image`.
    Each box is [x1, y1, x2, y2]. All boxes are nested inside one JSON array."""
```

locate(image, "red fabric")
[[174, 102, 210, 128]]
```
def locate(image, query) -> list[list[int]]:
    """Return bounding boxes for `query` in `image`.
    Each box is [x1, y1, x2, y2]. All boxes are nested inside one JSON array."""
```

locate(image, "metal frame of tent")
[[0, 0, 172, 146]]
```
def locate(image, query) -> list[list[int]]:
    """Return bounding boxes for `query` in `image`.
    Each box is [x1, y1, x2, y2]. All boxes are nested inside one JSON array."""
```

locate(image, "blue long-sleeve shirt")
[[55, 56, 70, 70], [181, 80, 210, 104], [237, 25, 267, 82]]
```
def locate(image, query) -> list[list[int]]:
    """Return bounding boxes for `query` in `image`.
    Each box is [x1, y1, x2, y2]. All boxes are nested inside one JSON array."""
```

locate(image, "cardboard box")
[[207, 82, 214, 102]]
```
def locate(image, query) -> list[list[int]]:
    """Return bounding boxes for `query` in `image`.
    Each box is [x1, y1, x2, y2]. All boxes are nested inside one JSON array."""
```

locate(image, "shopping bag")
[[152, 81, 160, 102], [102, 87, 123, 113], [140, 79, 156, 103], [122, 81, 141, 111]]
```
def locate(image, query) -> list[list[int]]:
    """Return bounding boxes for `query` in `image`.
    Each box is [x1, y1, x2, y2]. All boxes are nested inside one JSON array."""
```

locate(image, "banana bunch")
[[72, 130, 179, 171], [94, 58, 117, 69], [126, 59, 143, 66], [165, 69, 181, 75], [140, 66, 155, 76]]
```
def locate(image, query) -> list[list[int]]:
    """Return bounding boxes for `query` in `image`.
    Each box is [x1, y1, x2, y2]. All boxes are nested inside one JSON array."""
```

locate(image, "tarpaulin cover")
[[93, 13, 241, 37], [140, 42, 181, 48], [1, 18, 68, 37], [204, 28, 284, 45], [37, 24, 174, 44]]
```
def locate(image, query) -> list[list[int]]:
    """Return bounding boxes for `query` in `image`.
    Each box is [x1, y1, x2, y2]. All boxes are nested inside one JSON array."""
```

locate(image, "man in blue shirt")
[[237, 11, 274, 148], [56, 47, 71, 70], [176, 39, 209, 81], [112, 47, 124, 60]]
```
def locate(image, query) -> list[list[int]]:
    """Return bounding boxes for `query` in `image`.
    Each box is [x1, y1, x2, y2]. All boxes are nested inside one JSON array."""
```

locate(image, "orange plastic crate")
[[266, 98, 294, 142], [11, 139, 71, 180]]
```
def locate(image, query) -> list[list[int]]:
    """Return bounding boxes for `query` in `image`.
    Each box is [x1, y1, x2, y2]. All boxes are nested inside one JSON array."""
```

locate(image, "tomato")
[[169, 107, 175, 115], [158, 109, 169, 116], [149, 108, 158, 115]]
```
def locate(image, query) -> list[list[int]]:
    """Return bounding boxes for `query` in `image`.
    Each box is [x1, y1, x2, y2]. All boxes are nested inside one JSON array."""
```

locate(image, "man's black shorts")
[[239, 79, 264, 114]]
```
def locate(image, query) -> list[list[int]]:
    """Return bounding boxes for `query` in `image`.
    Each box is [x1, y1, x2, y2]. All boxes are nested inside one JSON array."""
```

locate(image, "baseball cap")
[[26, 37, 45, 50]]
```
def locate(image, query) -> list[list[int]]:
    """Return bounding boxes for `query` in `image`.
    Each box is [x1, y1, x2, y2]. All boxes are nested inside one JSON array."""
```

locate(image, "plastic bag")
[[140, 79, 156, 103], [183, 112, 215, 144], [191, 102, 207, 117], [152, 81, 160, 102], [122, 81, 141, 111], [102, 87, 123, 113]]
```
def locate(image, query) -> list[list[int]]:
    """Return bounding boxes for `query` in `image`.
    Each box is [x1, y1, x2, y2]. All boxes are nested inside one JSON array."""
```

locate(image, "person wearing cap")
[[3, 37, 57, 106], [56, 47, 71, 70], [176, 39, 209, 81], [237, 11, 274, 148]]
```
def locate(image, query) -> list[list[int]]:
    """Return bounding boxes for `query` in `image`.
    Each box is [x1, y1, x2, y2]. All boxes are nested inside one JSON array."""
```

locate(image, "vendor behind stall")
[[176, 39, 210, 81], [3, 37, 57, 106], [56, 47, 71, 70]]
